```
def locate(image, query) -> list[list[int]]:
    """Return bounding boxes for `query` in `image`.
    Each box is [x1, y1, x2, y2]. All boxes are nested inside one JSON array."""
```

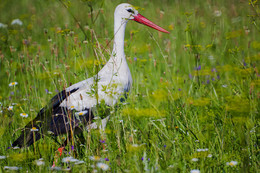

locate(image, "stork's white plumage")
[[12, 3, 169, 148]]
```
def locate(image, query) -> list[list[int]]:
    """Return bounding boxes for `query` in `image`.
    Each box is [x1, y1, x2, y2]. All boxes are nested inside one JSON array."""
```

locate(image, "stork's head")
[[115, 3, 170, 34]]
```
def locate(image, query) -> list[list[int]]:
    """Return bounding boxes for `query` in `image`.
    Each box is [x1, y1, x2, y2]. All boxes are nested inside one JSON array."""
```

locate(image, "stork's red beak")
[[132, 13, 170, 34]]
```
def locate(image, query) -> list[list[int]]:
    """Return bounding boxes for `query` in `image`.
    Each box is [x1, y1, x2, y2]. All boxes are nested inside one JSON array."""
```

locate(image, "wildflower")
[[97, 162, 109, 171], [0, 156, 6, 159], [214, 10, 222, 17], [12, 146, 20, 149], [100, 139, 105, 143], [226, 161, 238, 167], [45, 89, 52, 94], [163, 145, 167, 148], [62, 156, 79, 163], [104, 158, 109, 161], [222, 84, 228, 88], [8, 106, 13, 111], [31, 127, 39, 132], [196, 148, 208, 152], [191, 158, 199, 162], [134, 57, 137, 61], [4, 166, 20, 170], [11, 19, 23, 25], [9, 82, 18, 87], [0, 23, 7, 28], [189, 74, 193, 79], [75, 110, 88, 116], [195, 65, 201, 71], [68, 106, 76, 110], [190, 169, 200, 173], [89, 156, 101, 161], [20, 113, 28, 118], [207, 154, 212, 158], [178, 88, 181, 91], [35, 158, 45, 166]]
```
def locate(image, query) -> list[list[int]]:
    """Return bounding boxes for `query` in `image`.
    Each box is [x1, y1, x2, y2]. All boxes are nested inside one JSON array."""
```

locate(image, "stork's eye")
[[126, 9, 134, 14]]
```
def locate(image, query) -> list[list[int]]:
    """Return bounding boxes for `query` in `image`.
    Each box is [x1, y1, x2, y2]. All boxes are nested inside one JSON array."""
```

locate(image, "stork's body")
[[12, 3, 169, 148]]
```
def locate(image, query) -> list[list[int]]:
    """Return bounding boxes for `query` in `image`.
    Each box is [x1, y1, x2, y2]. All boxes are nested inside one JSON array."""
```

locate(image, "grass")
[[0, 0, 259, 172]]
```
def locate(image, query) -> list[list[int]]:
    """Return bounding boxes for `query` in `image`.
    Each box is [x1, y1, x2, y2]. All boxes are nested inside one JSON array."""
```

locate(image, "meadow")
[[0, 0, 259, 172]]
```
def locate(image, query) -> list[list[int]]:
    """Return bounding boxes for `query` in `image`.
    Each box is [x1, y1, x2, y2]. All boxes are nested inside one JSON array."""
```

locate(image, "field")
[[0, 0, 259, 172]]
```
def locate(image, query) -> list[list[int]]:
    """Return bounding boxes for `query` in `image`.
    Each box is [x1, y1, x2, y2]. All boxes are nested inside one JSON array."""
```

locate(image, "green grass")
[[0, 0, 259, 172]]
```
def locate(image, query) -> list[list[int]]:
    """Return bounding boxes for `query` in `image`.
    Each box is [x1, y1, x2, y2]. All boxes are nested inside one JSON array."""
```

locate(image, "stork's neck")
[[112, 16, 127, 58]]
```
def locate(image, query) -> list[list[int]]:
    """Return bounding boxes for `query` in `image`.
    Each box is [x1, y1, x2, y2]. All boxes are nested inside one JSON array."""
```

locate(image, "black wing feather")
[[12, 88, 94, 147]]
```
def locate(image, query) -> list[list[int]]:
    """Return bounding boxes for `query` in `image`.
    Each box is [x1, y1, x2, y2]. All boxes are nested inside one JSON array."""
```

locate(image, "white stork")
[[12, 3, 169, 148]]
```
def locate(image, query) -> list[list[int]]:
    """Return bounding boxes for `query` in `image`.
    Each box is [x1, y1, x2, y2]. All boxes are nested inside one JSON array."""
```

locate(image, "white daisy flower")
[[0, 156, 6, 159], [20, 113, 28, 118], [68, 105, 76, 110], [191, 158, 199, 162], [31, 127, 39, 132], [62, 156, 79, 163], [97, 162, 109, 171], [214, 10, 222, 17], [89, 156, 101, 161], [197, 148, 208, 152], [8, 106, 13, 111], [35, 158, 45, 166], [4, 166, 20, 170], [190, 169, 200, 173], [9, 82, 18, 87], [75, 110, 88, 116], [226, 161, 238, 166], [11, 19, 23, 26], [0, 23, 7, 28], [207, 154, 213, 158]]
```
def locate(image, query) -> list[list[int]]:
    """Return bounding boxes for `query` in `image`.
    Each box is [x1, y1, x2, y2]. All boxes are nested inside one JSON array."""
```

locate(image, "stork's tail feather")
[[12, 129, 42, 148]]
